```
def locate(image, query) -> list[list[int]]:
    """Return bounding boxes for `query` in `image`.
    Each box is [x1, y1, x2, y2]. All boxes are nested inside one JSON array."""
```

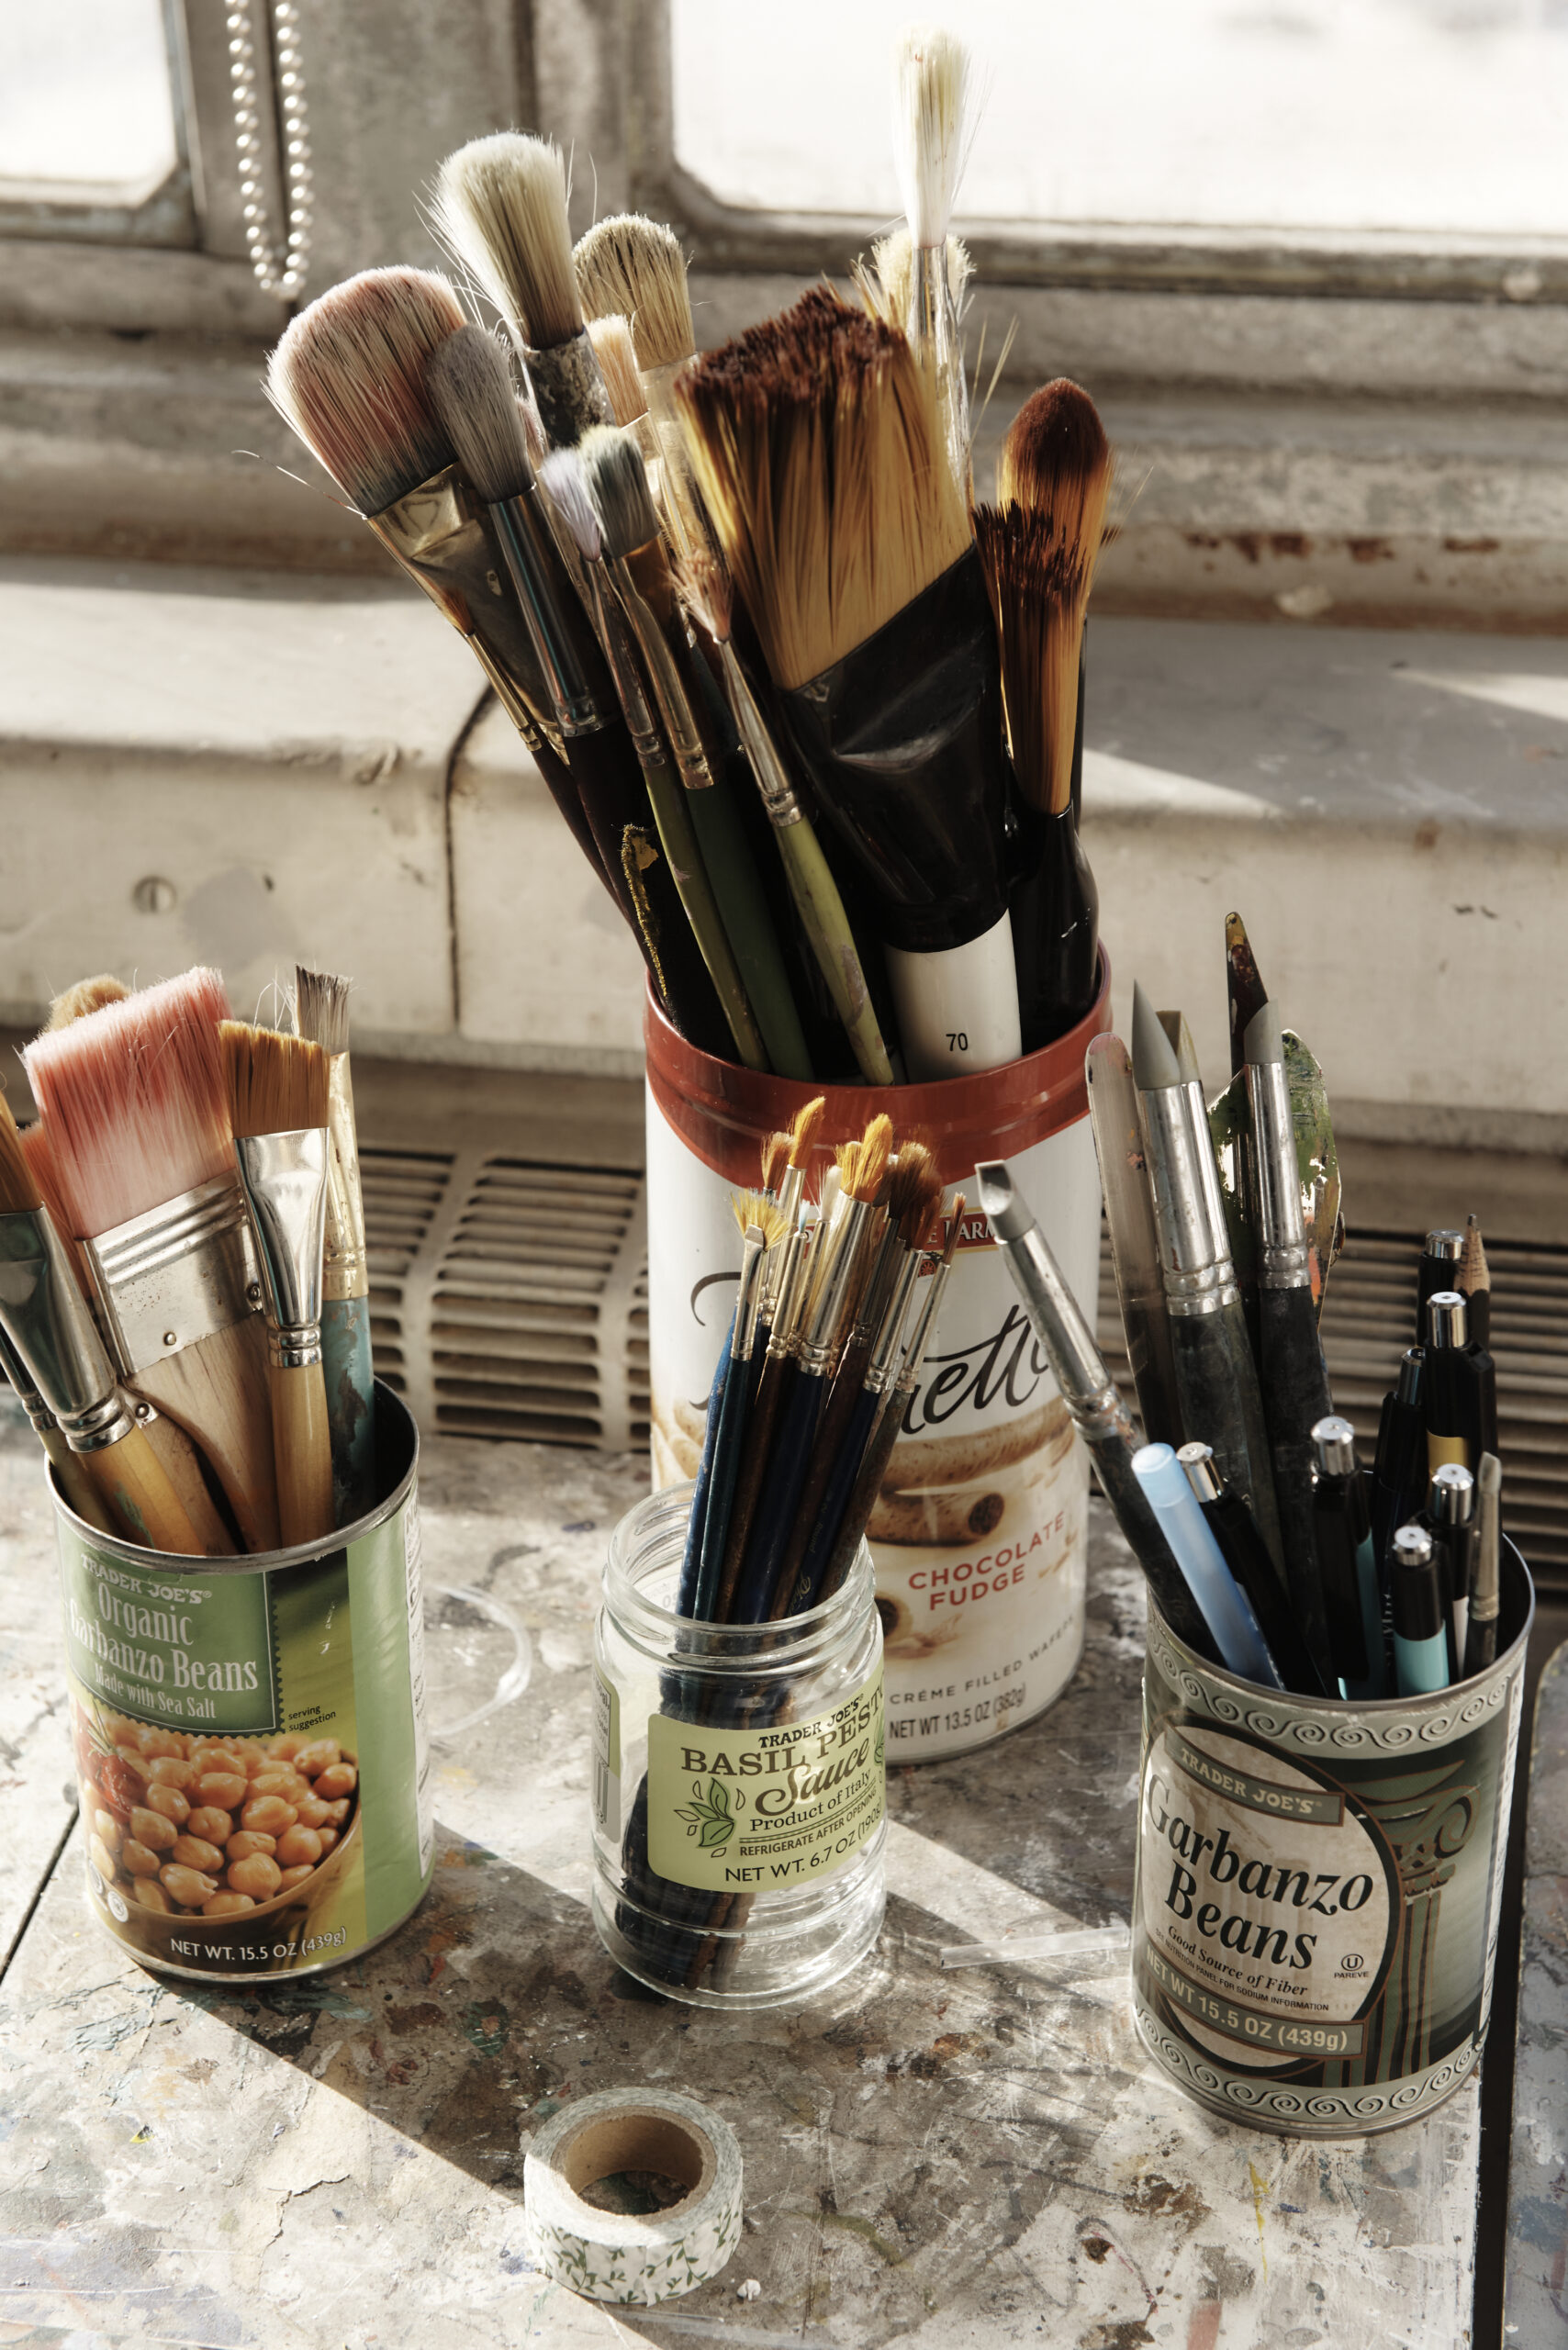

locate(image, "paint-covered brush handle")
[[268, 1357, 335, 1549], [82, 1423, 207, 1556], [684, 769, 813, 1082], [777, 820, 893, 1085], [1257, 1283, 1333, 1671], [1169, 1301, 1285, 1577], [640, 755, 769, 1072], [322, 1295, 375, 1529]]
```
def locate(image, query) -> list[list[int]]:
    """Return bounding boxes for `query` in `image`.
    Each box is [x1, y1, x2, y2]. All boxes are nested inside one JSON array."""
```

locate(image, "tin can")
[[644, 961, 1112, 1764], [54, 1382, 433, 1982], [1132, 1541, 1533, 2133]]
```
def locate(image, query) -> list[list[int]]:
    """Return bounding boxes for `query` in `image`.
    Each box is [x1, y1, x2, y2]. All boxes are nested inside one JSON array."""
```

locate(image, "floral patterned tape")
[[521, 2087, 745, 2306]]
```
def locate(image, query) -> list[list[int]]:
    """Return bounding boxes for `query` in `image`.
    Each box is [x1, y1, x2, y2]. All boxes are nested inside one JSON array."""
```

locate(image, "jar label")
[[645, 1660, 885, 1893]]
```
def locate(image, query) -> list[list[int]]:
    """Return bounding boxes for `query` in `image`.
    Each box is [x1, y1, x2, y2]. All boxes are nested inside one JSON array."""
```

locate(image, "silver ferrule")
[[895, 1256, 956, 1397], [1393, 1524, 1434, 1571], [579, 556, 663, 755], [1311, 1415, 1360, 1477], [0, 1206, 132, 1446], [1430, 1461, 1475, 1524], [84, 1169, 262, 1379], [322, 1054, 369, 1304], [605, 559, 714, 789], [799, 1200, 868, 1374], [233, 1129, 328, 1364], [866, 1248, 925, 1393], [1427, 1290, 1468, 1349], [1246, 1056, 1311, 1288], [1002, 1223, 1123, 1423], [521, 330, 613, 453], [716, 640, 801, 828], [1139, 1084, 1238, 1316], [734, 1230, 767, 1364], [492, 494, 605, 737], [766, 1225, 812, 1359], [1177, 1441, 1223, 1506], [1396, 1348, 1424, 1405]]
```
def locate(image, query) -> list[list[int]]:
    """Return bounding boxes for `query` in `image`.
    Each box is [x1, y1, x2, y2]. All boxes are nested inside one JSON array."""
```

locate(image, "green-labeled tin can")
[[1132, 1540, 1533, 2134], [53, 1382, 432, 1982]]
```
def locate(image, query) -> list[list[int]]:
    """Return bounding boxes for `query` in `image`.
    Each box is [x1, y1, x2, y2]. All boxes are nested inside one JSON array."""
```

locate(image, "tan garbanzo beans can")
[[53, 1383, 432, 1981]]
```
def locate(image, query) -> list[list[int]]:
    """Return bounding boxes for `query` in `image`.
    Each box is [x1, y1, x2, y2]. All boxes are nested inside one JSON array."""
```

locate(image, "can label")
[[646, 1102, 1098, 1761], [61, 1492, 432, 1978], [1133, 1604, 1526, 2132], [642, 1660, 884, 1893]]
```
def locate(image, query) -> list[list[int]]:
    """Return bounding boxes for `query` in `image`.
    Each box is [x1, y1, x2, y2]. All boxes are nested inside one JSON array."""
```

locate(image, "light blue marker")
[[1133, 1442, 1284, 1689]]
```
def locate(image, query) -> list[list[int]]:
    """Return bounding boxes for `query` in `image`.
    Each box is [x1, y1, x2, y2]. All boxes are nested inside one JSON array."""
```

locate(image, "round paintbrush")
[[573, 211, 714, 562], [293, 968, 375, 1529], [890, 22, 974, 496]]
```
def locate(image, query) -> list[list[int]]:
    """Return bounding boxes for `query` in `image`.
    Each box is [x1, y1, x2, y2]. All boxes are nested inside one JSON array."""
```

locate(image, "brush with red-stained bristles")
[[26, 969, 279, 1552]]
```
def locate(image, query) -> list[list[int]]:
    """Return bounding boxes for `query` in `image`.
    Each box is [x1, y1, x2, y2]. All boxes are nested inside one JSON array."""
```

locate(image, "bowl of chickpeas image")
[[73, 1702, 362, 1970]]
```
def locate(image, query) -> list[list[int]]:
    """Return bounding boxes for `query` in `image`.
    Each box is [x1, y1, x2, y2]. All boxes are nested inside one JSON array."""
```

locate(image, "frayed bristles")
[[425, 325, 532, 506], [578, 424, 660, 561], [435, 134, 581, 351], [732, 1190, 790, 1249], [855, 229, 970, 330], [587, 315, 647, 426], [538, 449, 600, 562], [25, 968, 234, 1237], [677, 284, 969, 690], [266, 267, 465, 514], [974, 502, 1087, 817], [887, 1139, 935, 1227], [998, 380, 1114, 591], [760, 1131, 790, 1197], [0, 1091, 39, 1217], [18, 1121, 72, 1240], [573, 213, 695, 372], [851, 1115, 893, 1204], [834, 1139, 861, 1193], [678, 550, 734, 645], [45, 975, 128, 1031], [789, 1095, 826, 1169], [891, 23, 972, 249], [222, 1023, 329, 1140], [293, 967, 352, 1058]]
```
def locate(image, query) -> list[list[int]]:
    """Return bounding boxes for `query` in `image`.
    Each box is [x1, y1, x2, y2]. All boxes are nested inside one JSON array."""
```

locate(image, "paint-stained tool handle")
[[775, 820, 893, 1085], [640, 755, 769, 1073], [268, 1358, 336, 1549], [1257, 1282, 1335, 1671], [683, 770, 813, 1081], [81, 1422, 207, 1556], [1169, 1301, 1284, 1578], [820, 1391, 899, 1604], [322, 1295, 376, 1529]]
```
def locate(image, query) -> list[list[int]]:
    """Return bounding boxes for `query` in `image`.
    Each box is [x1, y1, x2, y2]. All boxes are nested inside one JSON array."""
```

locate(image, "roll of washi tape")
[[523, 2087, 744, 2305]]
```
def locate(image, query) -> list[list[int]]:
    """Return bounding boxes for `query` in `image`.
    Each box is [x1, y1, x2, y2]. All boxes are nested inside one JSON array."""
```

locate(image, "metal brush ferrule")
[[233, 1129, 328, 1359], [0, 1206, 129, 1444], [800, 1201, 868, 1374], [323, 1054, 369, 1304], [734, 1232, 767, 1364], [491, 494, 608, 737], [84, 1170, 262, 1378], [1140, 1084, 1238, 1317], [1246, 1056, 1310, 1288], [866, 1249, 924, 1393], [1004, 1224, 1119, 1418], [606, 560, 714, 789], [767, 1226, 812, 1359], [716, 640, 801, 828], [522, 331, 613, 453]]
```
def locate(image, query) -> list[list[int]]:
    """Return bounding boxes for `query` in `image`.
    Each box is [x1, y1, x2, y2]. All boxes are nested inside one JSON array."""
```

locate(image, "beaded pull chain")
[[226, 0, 311, 299]]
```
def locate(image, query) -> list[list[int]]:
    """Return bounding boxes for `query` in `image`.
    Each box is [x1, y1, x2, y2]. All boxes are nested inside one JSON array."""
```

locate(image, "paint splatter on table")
[[1503, 1636, 1568, 2344]]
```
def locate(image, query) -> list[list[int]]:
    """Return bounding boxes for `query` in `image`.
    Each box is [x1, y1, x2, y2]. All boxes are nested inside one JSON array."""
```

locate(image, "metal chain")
[[225, 0, 312, 299]]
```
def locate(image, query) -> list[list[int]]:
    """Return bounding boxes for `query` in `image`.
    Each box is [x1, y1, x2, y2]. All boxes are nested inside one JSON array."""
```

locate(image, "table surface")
[[1503, 1636, 1568, 2345], [0, 1402, 1486, 2350]]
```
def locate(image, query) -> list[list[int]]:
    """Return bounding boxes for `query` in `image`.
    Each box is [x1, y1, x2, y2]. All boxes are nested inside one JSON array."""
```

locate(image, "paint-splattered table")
[[1503, 1638, 1568, 2343], [0, 1403, 1484, 2349]]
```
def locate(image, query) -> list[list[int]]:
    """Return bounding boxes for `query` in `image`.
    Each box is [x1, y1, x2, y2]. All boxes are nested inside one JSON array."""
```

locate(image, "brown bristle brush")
[[26, 969, 279, 1553], [0, 1090, 206, 1554], [972, 505, 1085, 819], [586, 314, 650, 431], [435, 133, 612, 450], [572, 210, 713, 560], [677, 283, 1019, 1081], [997, 379, 1114, 582], [45, 974, 128, 1029], [222, 1022, 335, 1550]]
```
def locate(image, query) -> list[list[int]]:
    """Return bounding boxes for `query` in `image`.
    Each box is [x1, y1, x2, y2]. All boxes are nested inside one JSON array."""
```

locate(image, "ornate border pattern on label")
[[1134, 1994, 1480, 2132]]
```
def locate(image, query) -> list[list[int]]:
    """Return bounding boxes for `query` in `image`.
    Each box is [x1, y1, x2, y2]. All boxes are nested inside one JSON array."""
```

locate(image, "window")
[[0, 0, 191, 242]]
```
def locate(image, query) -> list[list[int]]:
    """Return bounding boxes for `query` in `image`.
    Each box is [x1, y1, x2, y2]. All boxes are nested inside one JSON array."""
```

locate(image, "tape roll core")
[[524, 2087, 744, 2305]]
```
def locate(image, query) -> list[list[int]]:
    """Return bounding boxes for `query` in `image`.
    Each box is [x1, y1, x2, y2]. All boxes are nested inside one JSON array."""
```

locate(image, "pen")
[[1311, 1416, 1385, 1698], [1178, 1441, 1330, 1697], [1462, 1452, 1502, 1677], [1390, 1524, 1450, 1696], [1417, 1460, 1475, 1682], [1372, 1346, 1426, 1571], [1133, 1442, 1285, 1689], [1425, 1290, 1498, 1477], [1417, 1228, 1465, 1345]]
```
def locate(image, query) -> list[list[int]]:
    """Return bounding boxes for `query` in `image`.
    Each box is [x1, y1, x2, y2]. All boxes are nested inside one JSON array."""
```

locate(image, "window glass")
[[0, 0, 180, 200], [671, 0, 1568, 238]]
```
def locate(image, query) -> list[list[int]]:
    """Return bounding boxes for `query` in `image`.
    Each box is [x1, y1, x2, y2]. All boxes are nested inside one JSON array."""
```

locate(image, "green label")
[[62, 1542, 277, 1733], [647, 1661, 884, 1893]]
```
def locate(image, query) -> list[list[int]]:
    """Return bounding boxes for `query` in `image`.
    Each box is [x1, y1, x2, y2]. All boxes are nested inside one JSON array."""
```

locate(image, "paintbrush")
[[44, 975, 128, 1028], [293, 968, 375, 1528], [678, 284, 1019, 1080], [680, 555, 893, 1086], [26, 969, 278, 1554], [573, 210, 715, 563], [890, 22, 974, 496], [1462, 1452, 1502, 1675], [435, 133, 612, 452], [974, 502, 1100, 1045], [222, 1022, 334, 1550], [0, 1091, 206, 1554], [0, 1316, 115, 1534], [1086, 1032, 1181, 1446], [1225, 911, 1269, 1080], [580, 423, 812, 1079], [1131, 981, 1285, 1576], [855, 226, 973, 338], [679, 1194, 782, 1622], [585, 311, 668, 486]]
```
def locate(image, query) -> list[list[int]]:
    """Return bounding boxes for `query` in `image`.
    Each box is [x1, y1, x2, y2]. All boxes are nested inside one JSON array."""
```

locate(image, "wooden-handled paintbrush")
[[294, 968, 375, 1528], [0, 1318, 116, 1535], [573, 211, 716, 565], [0, 1091, 206, 1554], [222, 1023, 334, 1550], [26, 969, 278, 1553]]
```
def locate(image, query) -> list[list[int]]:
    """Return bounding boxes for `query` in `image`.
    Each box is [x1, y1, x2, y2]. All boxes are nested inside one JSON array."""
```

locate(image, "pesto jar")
[[592, 1483, 886, 2009]]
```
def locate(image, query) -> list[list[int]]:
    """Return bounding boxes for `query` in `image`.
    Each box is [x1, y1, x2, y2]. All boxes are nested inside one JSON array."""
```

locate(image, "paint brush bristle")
[[18, 1122, 71, 1240], [974, 502, 1086, 816], [939, 1192, 965, 1265], [573, 213, 695, 372], [266, 267, 465, 514], [678, 551, 734, 644], [998, 379, 1114, 590], [852, 1115, 894, 1204], [537, 448, 600, 561], [760, 1131, 790, 1196], [732, 1190, 790, 1249], [25, 968, 235, 1237], [0, 1091, 40, 1217], [587, 315, 647, 426], [45, 975, 128, 1031], [578, 423, 661, 561], [222, 1023, 330, 1140], [425, 324, 532, 506], [677, 283, 969, 690], [856, 228, 971, 330], [891, 23, 972, 250], [435, 133, 582, 352], [293, 966, 353, 1058], [790, 1096, 827, 1169], [886, 1139, 935, 1226]]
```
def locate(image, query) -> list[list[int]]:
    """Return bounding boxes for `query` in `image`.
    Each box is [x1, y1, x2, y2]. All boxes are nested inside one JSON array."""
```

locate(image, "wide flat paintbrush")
[[581, 424, 811, 1078], [222, 1023, 334, 1550], [573, 211, 716, 563], [26, 969, 277, 1553], [0, 1316, 115, 1534], [1086, 1032, 1181, 1446], [294, 968, 375, 1528], [0, 1091, 206, 1554], [435, 134, 612, 452], [890, 22, 975, 497], [678, 285, 1019, 1080]]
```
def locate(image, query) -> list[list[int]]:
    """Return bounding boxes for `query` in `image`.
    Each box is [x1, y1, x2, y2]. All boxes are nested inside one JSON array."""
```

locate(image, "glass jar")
[[592, 1483, 887, 2009]]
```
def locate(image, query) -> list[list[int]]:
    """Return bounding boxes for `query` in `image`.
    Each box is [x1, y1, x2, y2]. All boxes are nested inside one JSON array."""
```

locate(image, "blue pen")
[[1133, 1443, 1285, 1689], [1390, 1524, 1450, 1695]]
